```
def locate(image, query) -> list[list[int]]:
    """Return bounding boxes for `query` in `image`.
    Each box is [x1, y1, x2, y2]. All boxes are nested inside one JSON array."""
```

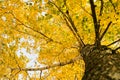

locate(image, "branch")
[[112, 46, 120, 54], [100, 21, 112, 41], [109, 0, 117, 13], [10, 12, 62, 44], [74, 1, 92, 16], [12, 25, 39, 38], [89, 0, 100, 47], [10, 13, 53, 42], [107, 39, 120, 46], [49, 1, 85, 48], [115, 47, 120, 51], [80, 6, 92, 16], [65, 9, 85, 48], [99, 0, 104, 16], [63, 16, 83, 46], [11, 56, 81, 71], [63, 0, 85, 47]]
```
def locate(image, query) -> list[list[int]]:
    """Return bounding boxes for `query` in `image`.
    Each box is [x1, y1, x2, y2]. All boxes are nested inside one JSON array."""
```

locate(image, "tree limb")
[[63, 16, 83, 46], [65, 9, 85, 48], [99, 0, 104, 16], [107, 39, 120, 46], [49, 1, 85, 48], [100, 21, 112, 41], [89, 0, 100, 47], [115, 47, 120, 51], [109, 0, 117, 13], [10, 12, 53, 42], [11, 55, 81, 71]]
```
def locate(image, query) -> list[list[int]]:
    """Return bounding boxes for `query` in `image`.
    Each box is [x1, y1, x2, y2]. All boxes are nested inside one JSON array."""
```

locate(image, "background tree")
[[0, 0, 120, 80]]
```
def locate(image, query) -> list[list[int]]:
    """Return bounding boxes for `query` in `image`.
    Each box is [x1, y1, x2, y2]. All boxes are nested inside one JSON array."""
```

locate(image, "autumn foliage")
[[0, 0, 120, 80]]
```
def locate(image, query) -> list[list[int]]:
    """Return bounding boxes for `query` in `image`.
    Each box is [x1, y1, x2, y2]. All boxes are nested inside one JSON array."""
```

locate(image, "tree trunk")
[[81, 44, 120, 80]]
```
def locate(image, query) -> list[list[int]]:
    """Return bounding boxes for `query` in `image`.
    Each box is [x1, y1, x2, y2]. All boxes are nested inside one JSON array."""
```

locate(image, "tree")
[[0, 0, 120, 79]]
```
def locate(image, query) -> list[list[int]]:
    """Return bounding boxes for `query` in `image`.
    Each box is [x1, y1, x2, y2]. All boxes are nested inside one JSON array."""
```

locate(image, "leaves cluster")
[[0, 0, 120, 79]]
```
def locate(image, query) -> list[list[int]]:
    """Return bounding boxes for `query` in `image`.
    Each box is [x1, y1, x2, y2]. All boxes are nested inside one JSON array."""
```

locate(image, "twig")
[[107, 39, 120, 46], [109, 0, 117, 13], [25, 71, 31, 80], [10, 12, 53, 42], [115, 47, 120, 51], [40, 70, 42, 79], [99, 0, 104, 16], [112, 46, 120, 54], [10, 70, 21, 79], [100, 21, 112, 41], [10, 12, 62, 44], [73, 1, 92, 16], [80, 6, 92, 16], [10, 24, 40, 39]]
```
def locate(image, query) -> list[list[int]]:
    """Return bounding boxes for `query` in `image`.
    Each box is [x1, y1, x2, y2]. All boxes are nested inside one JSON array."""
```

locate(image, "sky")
[[16, 37, 48, 79], [16, 0, 48, 79]]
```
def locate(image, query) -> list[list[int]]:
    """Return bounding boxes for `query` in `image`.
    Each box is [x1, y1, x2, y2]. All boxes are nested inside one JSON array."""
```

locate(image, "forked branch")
[[49, 1, 85, 48], [10, 12, 62, 44]]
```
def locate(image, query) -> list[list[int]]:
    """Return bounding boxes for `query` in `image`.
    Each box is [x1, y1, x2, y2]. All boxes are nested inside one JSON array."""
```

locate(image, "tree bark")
[[81, 44, 120, 80]]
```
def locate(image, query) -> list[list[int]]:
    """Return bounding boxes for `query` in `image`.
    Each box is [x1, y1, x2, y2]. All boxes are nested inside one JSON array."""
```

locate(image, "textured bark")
[[81, 44, 120, 80]]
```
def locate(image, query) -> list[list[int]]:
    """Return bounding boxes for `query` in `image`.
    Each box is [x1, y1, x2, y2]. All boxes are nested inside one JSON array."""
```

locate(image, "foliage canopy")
[[0, 0, 120, 79]]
